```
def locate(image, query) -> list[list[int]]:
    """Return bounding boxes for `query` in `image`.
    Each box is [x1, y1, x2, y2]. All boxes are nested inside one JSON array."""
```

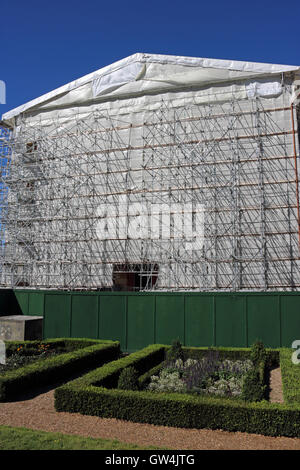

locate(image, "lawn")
[[0, 425, 163, 450]]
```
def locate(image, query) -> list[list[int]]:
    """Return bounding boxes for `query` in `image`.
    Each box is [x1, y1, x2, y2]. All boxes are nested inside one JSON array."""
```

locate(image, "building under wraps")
[[0, 53, 300, 292]]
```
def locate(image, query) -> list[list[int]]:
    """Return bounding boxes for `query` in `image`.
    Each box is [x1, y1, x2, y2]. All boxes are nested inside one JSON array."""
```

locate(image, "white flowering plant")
[[147, 350, 254, 398]]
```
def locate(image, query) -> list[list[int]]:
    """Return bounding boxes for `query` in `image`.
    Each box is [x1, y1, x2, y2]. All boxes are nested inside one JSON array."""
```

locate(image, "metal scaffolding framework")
[[0, 126, 11, 280], [0, 94, 299, 291]]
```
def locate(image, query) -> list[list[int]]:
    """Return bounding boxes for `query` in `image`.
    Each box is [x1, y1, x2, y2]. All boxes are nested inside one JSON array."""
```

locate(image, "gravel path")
[[1, 379, 300, 450], [269, 367, 284, 404]]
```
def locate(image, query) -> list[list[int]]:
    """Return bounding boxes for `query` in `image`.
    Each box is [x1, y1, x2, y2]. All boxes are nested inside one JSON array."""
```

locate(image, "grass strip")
[[0, 425, 164, 450]]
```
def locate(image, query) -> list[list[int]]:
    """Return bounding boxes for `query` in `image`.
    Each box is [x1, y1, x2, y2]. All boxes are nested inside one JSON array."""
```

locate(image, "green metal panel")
[[10, 289, 300, 351], [28, 292, 44, 316], [71, 294, 98, 339], [185, 295, 214, 347], [99, 295, 126, 349], [127, 295, 155, 352], [155, 295, 184, 345], [14, 291, 29, 315], [247, 295, 280, 348], [43, 294, 71, 339], [280, 295, 300, 348], [215, 295, 247, 347]]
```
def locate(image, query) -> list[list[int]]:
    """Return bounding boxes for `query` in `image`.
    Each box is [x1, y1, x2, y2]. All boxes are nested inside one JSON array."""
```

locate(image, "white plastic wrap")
[[2, 52, 299, 123]]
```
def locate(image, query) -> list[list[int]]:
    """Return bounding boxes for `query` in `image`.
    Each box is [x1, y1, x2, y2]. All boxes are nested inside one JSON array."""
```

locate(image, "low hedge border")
[[58, 344, 167, 392], [4, 338, 113, 356], [182, 346, 279, 368], [280, 348, 300, 404], [138, 362, 165, 389], [0, 338, 120, 401], [54, 344, 300, 438]]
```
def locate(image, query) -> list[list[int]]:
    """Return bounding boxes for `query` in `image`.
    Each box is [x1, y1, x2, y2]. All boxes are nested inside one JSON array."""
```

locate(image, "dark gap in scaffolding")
[[112, 263, 159, 291]]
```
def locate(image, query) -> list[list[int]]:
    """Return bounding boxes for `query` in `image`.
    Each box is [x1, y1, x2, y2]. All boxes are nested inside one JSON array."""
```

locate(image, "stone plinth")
[[0, 315, 43, 341]]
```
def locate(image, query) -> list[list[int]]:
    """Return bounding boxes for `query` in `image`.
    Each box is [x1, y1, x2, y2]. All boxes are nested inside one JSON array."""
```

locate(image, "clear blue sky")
[[1, 0, 299, 117]]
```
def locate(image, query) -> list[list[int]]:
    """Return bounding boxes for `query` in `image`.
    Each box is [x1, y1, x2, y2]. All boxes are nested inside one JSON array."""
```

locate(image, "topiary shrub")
[[117, 366, 139, 391], [166, 338, 184, 362], [250, 340, 266, 367], [241, 368, 266, 402]]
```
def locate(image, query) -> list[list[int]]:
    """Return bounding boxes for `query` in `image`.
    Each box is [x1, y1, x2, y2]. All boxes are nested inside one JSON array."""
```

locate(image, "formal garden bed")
[[0, 338, 120, 401], [0, 340, 72, 373], [3, 335, 300, 439], [54, 340, 300, 438], [142, 341, 261, 399]]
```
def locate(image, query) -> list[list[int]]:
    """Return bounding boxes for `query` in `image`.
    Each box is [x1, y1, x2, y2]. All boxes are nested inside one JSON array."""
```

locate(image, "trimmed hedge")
[[56, 382, 300, 437], [280, 348, 300, 404], [5, 338, 116, 353], [241, 342, 269, 402], [4, 338, 105, 357], [241, 360, 266, 402], [0, 338, 120, 401], [182, 345, 279, 368], [118, 366, 139, 391], [63, 344, 166, 391], [54, 344, 300, 438], [138, 362, 165, 389]]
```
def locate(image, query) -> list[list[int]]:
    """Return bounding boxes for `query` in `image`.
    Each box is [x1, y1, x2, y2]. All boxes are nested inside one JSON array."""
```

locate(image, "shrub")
[[54, 345, 300, 438], [147, 354, 253, 398], [148, 369, 187, 393], [250, 341, 267, 367], [0, 352, 58, 373], [118, 366, 139, 391], [205, 376, 243, 397], [138, 363, 165, 389], [238, 341, 268, 402], [241, 367, 266, 402], [165, 339, 184, 362], [280, 348, 300, 404], [181, 350, 220, 392], [91, 344, 166, 390], [0, 339, 120, 401], [4, 338, 102, 357]]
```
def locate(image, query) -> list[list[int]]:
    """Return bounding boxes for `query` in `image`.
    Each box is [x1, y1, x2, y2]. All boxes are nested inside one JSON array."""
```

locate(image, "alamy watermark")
[[0, 80, 6, 104], [95, 200, 205, 250], [0, 340, 5, 365], [291, 340, 300, 365]]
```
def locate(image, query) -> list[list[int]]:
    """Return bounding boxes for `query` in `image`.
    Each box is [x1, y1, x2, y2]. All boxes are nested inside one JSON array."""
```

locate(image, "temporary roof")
[[2, 52, 300, 124]]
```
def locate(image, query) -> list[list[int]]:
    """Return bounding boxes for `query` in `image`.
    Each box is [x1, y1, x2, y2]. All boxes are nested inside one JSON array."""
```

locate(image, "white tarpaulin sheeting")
[[2, 52, 300, 124], [92, 61, 146, 96]]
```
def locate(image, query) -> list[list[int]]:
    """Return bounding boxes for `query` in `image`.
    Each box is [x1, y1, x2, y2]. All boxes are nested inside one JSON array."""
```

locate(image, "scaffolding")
[[0, 125, 11, 279], [0, 92, 299, 291]]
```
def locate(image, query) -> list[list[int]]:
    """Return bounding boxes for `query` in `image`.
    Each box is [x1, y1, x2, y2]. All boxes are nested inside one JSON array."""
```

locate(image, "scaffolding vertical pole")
[[0, 94, 299, 291], [0, 124, 11, 285], [254, 98, 268, 290], [290, 104, 300, 254]]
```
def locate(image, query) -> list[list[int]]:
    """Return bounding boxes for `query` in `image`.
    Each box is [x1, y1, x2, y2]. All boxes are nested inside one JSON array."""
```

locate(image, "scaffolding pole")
[[0, 95, 299, 291]]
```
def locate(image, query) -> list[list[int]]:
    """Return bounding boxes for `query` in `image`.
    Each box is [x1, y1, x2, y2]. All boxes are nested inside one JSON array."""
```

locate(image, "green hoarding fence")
[[0, 289, 299, 352]]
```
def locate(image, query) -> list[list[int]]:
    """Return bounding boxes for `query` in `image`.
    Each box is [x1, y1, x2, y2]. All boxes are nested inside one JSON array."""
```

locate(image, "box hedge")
[[0, 338, 120, 401], [54, 344, 300, 438], [280, 348, 300, 404]]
